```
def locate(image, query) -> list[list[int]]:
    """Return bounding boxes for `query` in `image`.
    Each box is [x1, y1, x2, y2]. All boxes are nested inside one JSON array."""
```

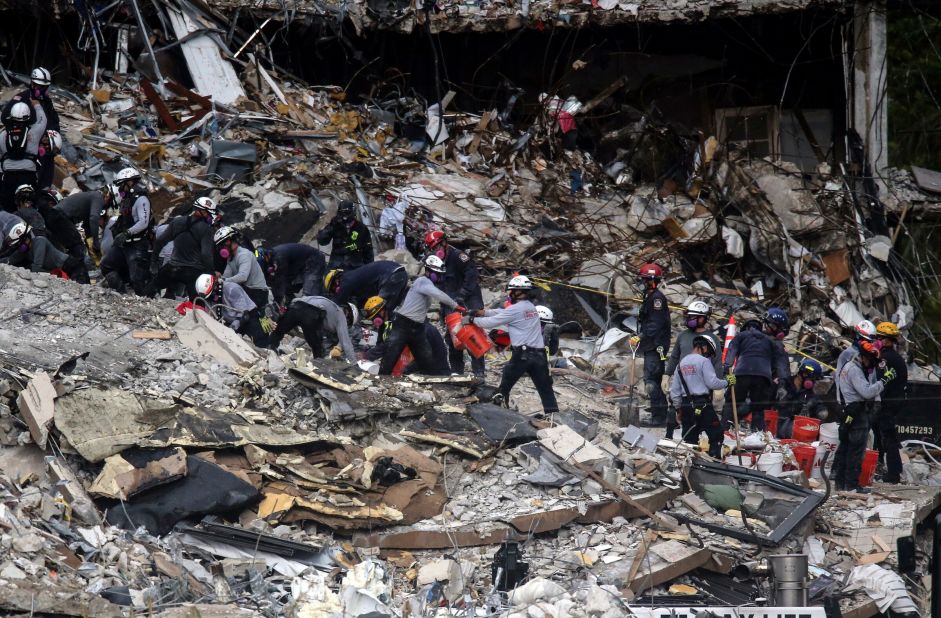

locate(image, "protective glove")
[[844, 414, 854, 426], [726, 373, 737, 386], [454, 305, 467, 314], [629, 336, 640, 347], [881, 367, 897, 384], [461, 315, 473, 326], [112, 233, 126, 248], [329, 345, 343, 359], [259, 316, 276, 334]]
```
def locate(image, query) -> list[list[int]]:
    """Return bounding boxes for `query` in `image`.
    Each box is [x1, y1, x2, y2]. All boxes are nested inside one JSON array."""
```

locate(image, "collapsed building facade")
[[0, 0, 940, 616]]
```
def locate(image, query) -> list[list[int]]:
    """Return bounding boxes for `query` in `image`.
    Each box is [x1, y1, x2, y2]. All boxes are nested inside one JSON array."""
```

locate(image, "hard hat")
[[194, 274, 216, 296], [875, 321, 899, 338], [855, 319, 876, 341], [105, 184, 120, 201], [9, 102, 30, 123], [6, 222, 28, 244], [347, 303, 360, 326], [693, 335, 717, 356], [858, 340, 880, 359], [424, 230, 446, 249], [30, 67, 51, 86], [336, 200, 355, 217], [213, 225, 237, 245], [798, 359, 823, 379], [363, 296, 386, 320], [45, 130, 62, 152], [424, 254, 446, 273], [764, 307, 789, 329], [536, 305, 554, 322], [324, 269, 343, 293], [193, 196, 217, 216], [41, 188, 62, 204], [743, 319, 762, 331], [114, 167, 141, 183], [13, 184, 34, 201], [638, 263, 663, 280], [507, 274, 534, 291], [686, 299, 711, 316]]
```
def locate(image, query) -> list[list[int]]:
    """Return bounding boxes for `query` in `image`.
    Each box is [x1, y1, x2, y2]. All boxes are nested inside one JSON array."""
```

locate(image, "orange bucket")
[[858, 449, 879, 487], [764, 409, 779, 437], [392, 346, 413, 377], [791, 444, 817, 477], [444, 312, 465, 350], [456, 324, 493, 359], [792, 416, 821, 442]]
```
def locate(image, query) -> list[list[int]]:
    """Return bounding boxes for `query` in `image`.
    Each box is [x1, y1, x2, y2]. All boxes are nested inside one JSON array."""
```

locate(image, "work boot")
[[491, 393, 507, 408], [853, 486, 872, 494]]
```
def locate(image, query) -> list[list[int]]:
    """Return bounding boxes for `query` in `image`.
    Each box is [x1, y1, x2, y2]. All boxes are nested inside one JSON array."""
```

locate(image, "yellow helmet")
[[875, 321, 900, 338], [324, 269, 343, 293], [364, 296, 386, 320]]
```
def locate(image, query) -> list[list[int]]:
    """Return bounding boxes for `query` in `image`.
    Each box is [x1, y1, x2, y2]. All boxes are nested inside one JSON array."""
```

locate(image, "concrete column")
[[850, 0, 888, 185]]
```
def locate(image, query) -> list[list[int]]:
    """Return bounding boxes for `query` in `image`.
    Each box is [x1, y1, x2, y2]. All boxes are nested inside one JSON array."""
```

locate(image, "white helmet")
[[194, 274, 216, 296], [193, 196, 217, 216], [347, 303, 360, 326], [424, 254, 446, 273], [30, 67, 51, 86], [114, 167, 141, 184], [507, 274, 533, 291], [855, 319, 876, 341], [42, 188, 63, 204], [686, 299, 711, 317], [536, 305, 554, 322], [7, 222, 28, 244], [105, 184, 120, 202], [213, 226, 237, 245], [9, 102, 30, 123], [13, 184, 34, 202], [45, 130, 62, 152]]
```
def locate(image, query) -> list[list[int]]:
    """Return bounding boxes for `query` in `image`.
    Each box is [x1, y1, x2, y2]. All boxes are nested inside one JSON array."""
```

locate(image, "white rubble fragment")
[[508, 577, 567, 606]]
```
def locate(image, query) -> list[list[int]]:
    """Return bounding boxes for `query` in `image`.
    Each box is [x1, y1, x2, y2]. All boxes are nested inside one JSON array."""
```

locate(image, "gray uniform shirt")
[[219, 281, 256, 330], [292, 295, 356, 362], [474, 300, 544, 348], [666, 329, 722, 376], [669, 353, 728, 407], [125, 195, 151, 237], [0, 102, 46, 172], [57, 191, 106, 240], [100, 216, 117, 256], [395, 276, 458, 322], [223, 246, 267, 290], [8, 235, 66, 272], [837, 358, 883, 405], [835, 345, 858, 404]]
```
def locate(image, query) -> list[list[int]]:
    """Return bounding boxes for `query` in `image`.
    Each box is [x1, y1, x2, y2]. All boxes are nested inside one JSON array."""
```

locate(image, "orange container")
[[456, 324, 493, 359], [858, 449, 879, 487], [763, 409, 779, 437], [392, 346, 413, 377], [444, 312, 465, 350], [791, 444, 817, 477], [792, 415, 821, 442]]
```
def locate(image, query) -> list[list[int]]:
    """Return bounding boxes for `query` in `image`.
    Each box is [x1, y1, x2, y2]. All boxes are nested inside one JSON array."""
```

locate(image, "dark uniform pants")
[[722, 375, 772, 430], [61, 255, 89, 284], [246, 287, 270, 312], [299, 253, 327, 298], [235, 310, 270, 348], [877, 401, 903, 483], [101, 240, 149, 295], [832, 402, 869, 490], [150, 264, 203, 299], [379, 315, 435, 375], [643, 350, 667, 421], [270, 303, 325, 355], [499, 346, 558, 414], [679, 396, 723, 458], [327, 253, 365, 271]]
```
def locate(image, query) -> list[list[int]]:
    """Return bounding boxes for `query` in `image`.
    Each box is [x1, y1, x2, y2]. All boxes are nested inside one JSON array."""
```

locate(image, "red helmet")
[[638, 263, 663, 280], [424, 230, 446, 249]]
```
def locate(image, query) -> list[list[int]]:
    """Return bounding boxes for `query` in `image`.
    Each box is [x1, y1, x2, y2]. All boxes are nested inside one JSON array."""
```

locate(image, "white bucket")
[[812, 422, 840, 479], [756, 452, 785, 476], [725, 453, 756, 468]]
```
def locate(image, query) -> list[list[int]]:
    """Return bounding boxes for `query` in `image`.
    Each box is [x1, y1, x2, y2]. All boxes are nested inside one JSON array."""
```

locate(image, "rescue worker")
[[536, 305, 560, 357], [149, 197, 217, 298], [833, 341, 895, 493], [101, 167, 152, 294], [3, 221, 88, 282], [874, 321, 907, 484], [424, 230, 486, 377], [256, 243, 326, 305], [194, 274, 269, 347], [629, 263, 670, 425], [35, 188, 85, 261], [213, 226, 270, 310], [0, 98, 46, 212], [668, 335, 729, 457], [379, 255, 465, 375], [466, 275, 559, 415], [665, 299, 722, 439], [329, 260, 409, 316], [778, 359, 827, 438], [13, 185, 46, 236], [0, 210, 25, 257], [365, 304, 451, 377], [56, 185, 117, 258], [268, 296, 358, 362], [2, 68, 58, 189], [722, 311, 789, 431], [317, 200, 373, 270], [835, 320, 876, 406]]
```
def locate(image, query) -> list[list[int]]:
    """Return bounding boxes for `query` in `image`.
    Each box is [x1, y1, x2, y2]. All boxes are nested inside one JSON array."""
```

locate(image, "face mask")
[[372, 317, 383, 329], [773, 331, 785, 340], [686, 318, 700, 329], [31, 87, 45, 98], [267, 266, 277, 276], [803, 379, 815, 390], [428, 272, 439, 283], [17, 242, 28, 253], [434, 248, 445, 259], [872, 339, 884, 350], [219, 248, 230, 259], [205, 214, 214, 226]]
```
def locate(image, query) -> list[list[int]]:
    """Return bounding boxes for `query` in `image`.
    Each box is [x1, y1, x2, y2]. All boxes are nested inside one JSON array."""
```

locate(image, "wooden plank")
[[141, 80, 179, 132], [822, 248, 851, 286], [132, 329, 172, 340]]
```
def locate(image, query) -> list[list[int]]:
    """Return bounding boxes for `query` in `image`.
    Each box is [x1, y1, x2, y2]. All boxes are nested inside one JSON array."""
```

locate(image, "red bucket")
[[444, 312, 465, 350], [392, 346, 413, 377], [859, 449, 879, 487], [456, 324, 493, 359], [792, 416, 821, 442], [764, 409, 779, 437], [791, 444, 817, 477]]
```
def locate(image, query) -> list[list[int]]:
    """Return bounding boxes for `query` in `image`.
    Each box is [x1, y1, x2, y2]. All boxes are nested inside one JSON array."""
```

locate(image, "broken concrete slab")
[[537, 424, 609, 467], [89, 447, 188, 500], [174, 308, 260, 370], [54, 387, 156, 462], [46, 456, 102, 525], [16, 371, 56, 448]]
